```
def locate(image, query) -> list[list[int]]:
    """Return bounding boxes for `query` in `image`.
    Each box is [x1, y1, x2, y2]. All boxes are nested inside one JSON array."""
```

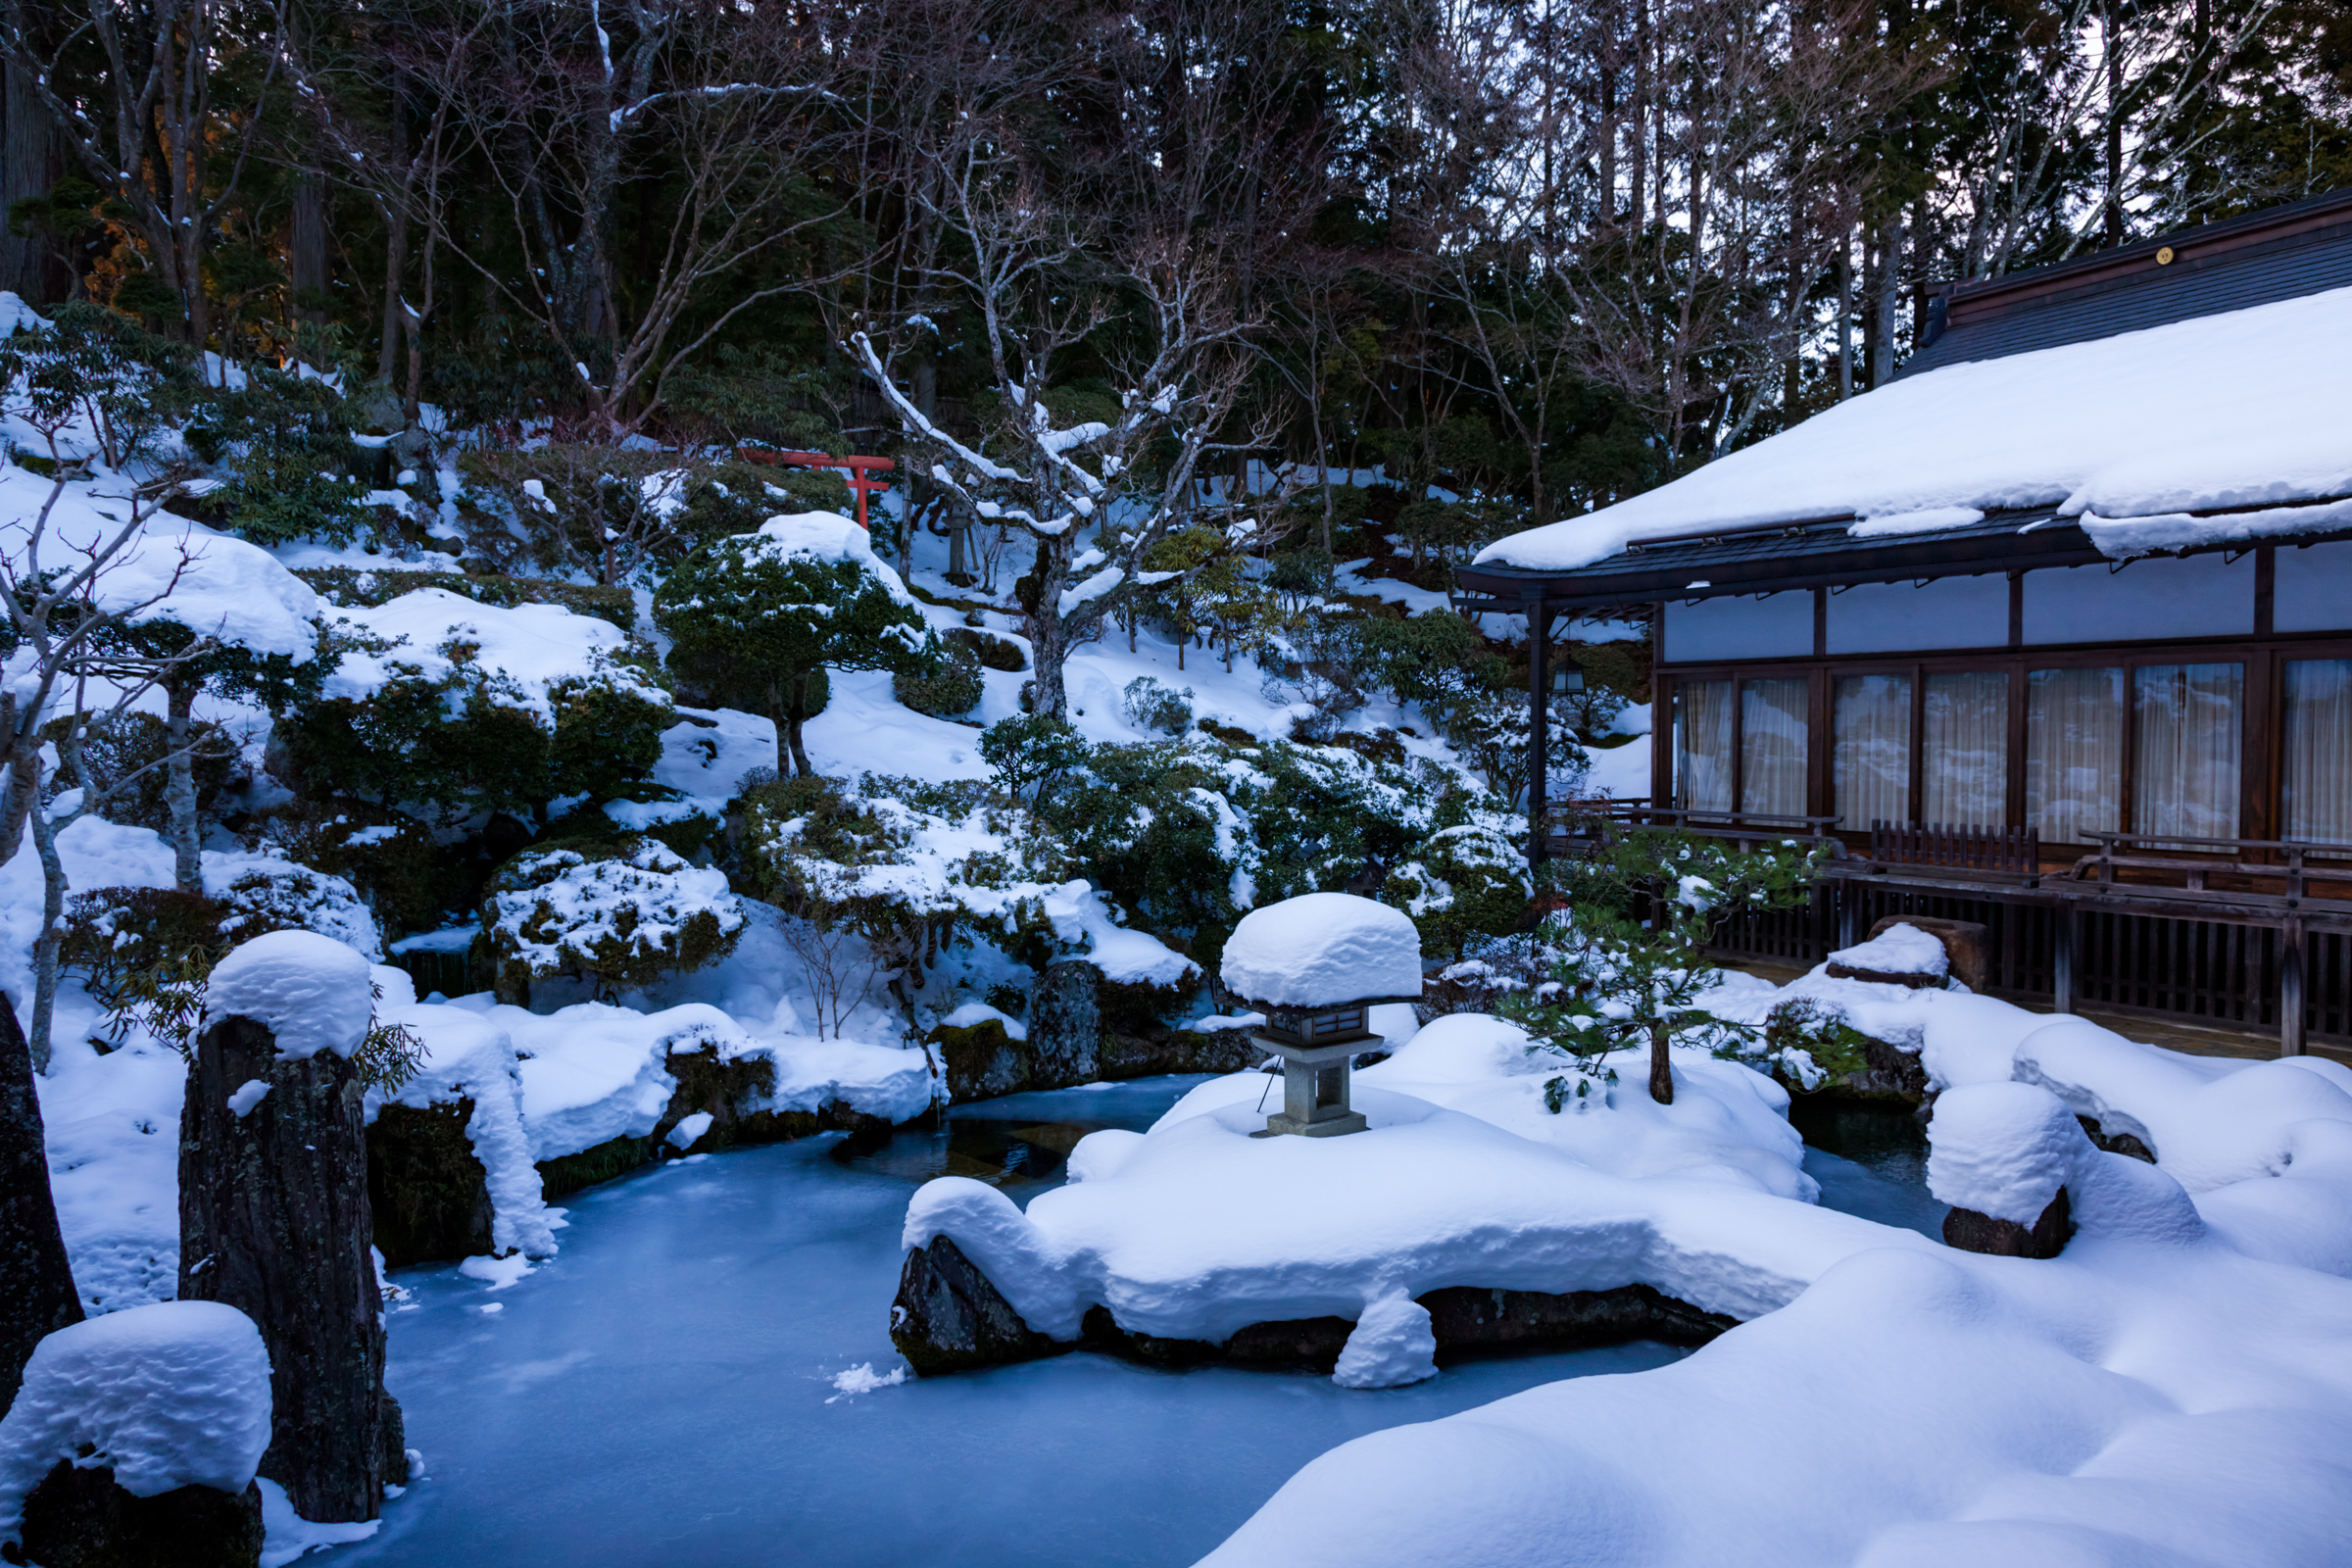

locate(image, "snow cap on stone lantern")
[[1221, 893, 1421, 1137]]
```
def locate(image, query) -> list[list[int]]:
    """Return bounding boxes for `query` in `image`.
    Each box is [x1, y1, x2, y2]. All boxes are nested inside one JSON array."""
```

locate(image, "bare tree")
[[852, 0, 1322, 716], [419, 0, 862, 434], [0, 0, 283, 349]]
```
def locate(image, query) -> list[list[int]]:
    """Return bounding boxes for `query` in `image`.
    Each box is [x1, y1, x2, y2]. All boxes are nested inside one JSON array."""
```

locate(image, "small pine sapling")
[[1508, 832, 1823, 1105]]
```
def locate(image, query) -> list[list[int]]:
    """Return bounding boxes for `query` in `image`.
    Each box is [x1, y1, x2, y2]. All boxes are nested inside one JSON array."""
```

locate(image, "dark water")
[[336, 1078, 1695, 1568], [1791, 1099, 1950, 1238]]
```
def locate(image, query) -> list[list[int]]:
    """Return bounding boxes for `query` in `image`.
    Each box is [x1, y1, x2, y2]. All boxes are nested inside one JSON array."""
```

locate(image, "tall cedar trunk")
[[167, 677, 202, 891], [290, 168, 327, 324], [0, 51, 63, 303], [1873, 217, 1902, 386], [0, 991, 80, 1415], [1647, 1019, 1673, 1103], [178, 1013, 386, 1523], [27, 796, 65, 1070]]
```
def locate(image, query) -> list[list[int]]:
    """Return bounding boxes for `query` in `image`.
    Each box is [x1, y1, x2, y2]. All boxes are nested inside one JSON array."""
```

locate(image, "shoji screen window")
[[1741, 679, 1810, 817], [1834, 674, 1909, 830], [2283, 660, 2352, 846], [2133, 663, 2242, 843], [1675, 680, 1734, 812], [2026, 667, 2125, 842], [1923, 671, 2009, 826]]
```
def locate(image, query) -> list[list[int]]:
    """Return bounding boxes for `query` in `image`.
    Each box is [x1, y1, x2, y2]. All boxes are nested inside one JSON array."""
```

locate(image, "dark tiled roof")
[[1899, 189, 2352, 377]]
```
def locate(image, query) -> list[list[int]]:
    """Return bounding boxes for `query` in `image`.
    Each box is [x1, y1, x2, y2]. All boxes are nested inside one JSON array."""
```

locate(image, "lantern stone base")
[[1252, 1037, 1370, 1138]]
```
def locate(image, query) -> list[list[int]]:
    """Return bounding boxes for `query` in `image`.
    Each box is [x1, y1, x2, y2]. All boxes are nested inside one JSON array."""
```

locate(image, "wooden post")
[[2280, 915, 2307, 1056], [1526, 593, 1548, 868], [2053, 902, 2076, 1015], [1837, 885, 1858, 951], [179, 1013, 389, 1523]]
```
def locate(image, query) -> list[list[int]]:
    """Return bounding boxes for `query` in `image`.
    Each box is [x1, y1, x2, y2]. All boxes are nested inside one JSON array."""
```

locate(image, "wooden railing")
[[1544, 801, 1845, 856], [2067, 831, 2352, 904], [1870, 819, 2039, 874]]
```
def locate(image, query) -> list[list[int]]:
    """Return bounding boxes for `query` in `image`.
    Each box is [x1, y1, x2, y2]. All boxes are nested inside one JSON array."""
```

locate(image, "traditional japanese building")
[[1459, 188, 2352, 1053]]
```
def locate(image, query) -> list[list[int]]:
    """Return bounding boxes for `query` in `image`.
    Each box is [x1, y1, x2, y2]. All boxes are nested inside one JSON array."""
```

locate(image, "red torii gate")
[[738, 448, 895, 531]]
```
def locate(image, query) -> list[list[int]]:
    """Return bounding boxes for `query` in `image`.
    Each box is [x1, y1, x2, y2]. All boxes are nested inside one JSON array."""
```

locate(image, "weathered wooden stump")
[[177, 936, 391, 1524]]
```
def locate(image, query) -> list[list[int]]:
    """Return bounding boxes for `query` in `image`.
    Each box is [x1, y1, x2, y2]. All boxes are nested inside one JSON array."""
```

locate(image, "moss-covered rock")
[[366, 1102, 494, 1266], [931, 1018, 1034, 1102]]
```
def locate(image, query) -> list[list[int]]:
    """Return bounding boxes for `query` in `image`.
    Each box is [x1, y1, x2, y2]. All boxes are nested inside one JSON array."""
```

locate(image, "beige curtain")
[[2284, 660, 2352, 846], [1742, 678, 1810, 817], [2027, 667, 2124, 842], [2134, 663, 2242, 844], [1835, 674, 1910, 829], [1677, 679, 1734, 812], [1925, 671, 2010, 826]]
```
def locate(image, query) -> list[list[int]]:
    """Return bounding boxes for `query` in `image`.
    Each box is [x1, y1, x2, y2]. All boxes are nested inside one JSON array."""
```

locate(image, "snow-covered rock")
[[1331, 1298, 1438, 1390], [1925, 1080, 2087, 1225], [1826, 921, 1948, 981], [201, 930, 373, 1061], [0, 1301, 271, 1543], [1221, 892, 1421, 1008]]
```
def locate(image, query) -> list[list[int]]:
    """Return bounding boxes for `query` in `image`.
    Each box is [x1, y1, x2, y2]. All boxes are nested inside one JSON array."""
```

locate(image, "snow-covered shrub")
[[894, 641, 984, 718], [209, 863, 384, 961], [60, 888, 228, 1048], [946, 626, 1026, 672], [1747, 997, 1875, 1092], [1121, 676, 1194, 735], [655, 514, 931, 777], [483, 836, 746, 1000], [276, 613, 671, 827], [1385, 821, 1533, 960]]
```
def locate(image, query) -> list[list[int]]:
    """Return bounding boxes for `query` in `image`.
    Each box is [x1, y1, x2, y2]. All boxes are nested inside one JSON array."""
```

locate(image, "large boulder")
[[12, 1463, 263, 1568], [891, 1235, 1064, 1376]]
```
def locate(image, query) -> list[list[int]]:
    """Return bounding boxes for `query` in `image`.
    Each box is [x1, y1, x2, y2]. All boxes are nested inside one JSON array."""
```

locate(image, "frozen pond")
[[331, 1078, 1936, 1568]]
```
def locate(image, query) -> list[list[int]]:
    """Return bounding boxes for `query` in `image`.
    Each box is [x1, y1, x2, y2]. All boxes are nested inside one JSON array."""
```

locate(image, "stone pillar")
[[178, 1013, 386, 1522], [1026, 958, 1101, 1089]]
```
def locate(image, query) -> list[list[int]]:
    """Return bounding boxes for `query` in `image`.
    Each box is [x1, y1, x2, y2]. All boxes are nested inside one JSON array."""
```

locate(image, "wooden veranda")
[[1544, 803, 2352, 1054]]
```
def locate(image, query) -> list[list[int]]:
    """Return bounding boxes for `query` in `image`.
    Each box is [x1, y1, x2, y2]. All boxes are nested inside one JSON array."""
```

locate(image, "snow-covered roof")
[[1478, 282, 2352, 572], [1220, 892, 1421, 1009]]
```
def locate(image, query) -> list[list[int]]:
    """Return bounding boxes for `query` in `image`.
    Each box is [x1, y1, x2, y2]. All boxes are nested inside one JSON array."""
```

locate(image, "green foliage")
[[274, 640, 670, 826], [272, 803, 476, 941], [67, 710, 235, 834], [0, 301, 197, 466], [186, 365, 374, 548], [294, 567, 637, 624], [894, 640, 984, 718], [654, 525, 929, 773], [1502, 832, 1825, 1107], [1386, 819, 1532, 960], [979, 713, 1091, 802], [1757, 998, 1877, 1091]]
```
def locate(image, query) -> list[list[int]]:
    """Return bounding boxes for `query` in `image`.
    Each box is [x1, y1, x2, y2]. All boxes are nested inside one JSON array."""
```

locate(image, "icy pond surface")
[[332, 1078, 1939, 1568]]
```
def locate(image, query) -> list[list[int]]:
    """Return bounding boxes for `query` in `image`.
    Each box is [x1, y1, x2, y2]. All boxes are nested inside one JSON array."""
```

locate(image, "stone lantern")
[[1220, 892, 1422, 1138]]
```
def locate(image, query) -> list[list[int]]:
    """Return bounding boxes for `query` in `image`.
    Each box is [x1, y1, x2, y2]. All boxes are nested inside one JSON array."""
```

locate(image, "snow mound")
[[0, 1301, 271, 1543], [487, 839, 744, 975], [1043, 881, 1198, 987], [104, 521, 320, 661], [202, 930, 373, 1060], [1828, 921, 1947, 978], [1926, 1081, 2084, 1223], [1221, 893, 1421, 1008], [754, 512, 918, 608], [323, 588, 660, 716], [1332, 1298, 1438, 1390], [904, 1026, 1912, 1348]]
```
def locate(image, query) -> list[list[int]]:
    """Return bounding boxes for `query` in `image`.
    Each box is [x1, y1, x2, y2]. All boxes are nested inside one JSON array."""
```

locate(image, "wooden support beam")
[[2054, 904, 2076, 1014], [2281, 915, 2307, 1056], [1526, 592, 1548, 867]]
